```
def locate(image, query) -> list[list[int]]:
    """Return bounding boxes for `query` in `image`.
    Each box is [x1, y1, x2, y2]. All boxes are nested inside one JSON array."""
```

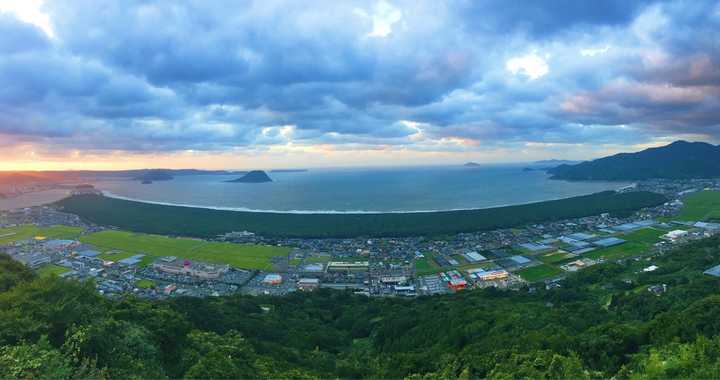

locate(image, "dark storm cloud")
[[0, 0, 719, 156]]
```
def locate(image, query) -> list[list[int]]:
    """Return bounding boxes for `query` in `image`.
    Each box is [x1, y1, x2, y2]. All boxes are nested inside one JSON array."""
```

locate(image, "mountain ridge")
[[548, 140, 720, 180]]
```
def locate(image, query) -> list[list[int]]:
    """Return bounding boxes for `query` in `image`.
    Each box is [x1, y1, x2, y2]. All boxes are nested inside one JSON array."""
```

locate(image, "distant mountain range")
[[133, 169, 175, 183], [548, 141, 720, 180], [73, 169, 245, 179], [533, 159, 584, 167], [270, 169, 308, 173], [523, 159, 584, 171]]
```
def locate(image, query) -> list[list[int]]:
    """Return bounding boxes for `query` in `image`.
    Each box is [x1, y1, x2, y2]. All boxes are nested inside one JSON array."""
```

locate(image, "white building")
[[663, 230, 688, 241]]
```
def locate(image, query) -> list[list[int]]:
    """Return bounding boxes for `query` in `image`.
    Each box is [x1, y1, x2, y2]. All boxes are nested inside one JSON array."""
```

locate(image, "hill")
[[54, 191, 666, 238], [2, 232, 720, 378], [226, 170, 273, 183], [463, 162, 482, 167], [549, 141, 720, 180], [133, 169, 174, 182]]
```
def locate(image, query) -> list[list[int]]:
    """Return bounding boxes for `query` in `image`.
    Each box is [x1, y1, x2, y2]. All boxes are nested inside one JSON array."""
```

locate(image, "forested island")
[[2, 234, 720, 378], [54, 191, 666, 238], [226, 170, 273, 183], [549, 141, 720, 180]]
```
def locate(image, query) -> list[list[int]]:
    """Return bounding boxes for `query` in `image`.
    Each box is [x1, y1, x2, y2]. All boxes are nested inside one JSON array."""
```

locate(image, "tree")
[[181, 330, 258, 379], [64, 318, 165, 379]]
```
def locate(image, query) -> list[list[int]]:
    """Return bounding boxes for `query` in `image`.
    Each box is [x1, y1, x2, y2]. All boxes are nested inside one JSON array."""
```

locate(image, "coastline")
[[54, 191, 667, 238], [98, 183, 636, 215]]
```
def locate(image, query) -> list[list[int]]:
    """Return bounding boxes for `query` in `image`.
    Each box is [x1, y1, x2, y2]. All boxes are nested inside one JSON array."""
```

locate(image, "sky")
[[0, 0, 719, 170]]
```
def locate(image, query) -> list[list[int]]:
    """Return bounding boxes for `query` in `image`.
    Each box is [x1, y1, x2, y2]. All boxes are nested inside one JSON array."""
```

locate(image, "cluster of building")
[[2, 178, 720, 299]]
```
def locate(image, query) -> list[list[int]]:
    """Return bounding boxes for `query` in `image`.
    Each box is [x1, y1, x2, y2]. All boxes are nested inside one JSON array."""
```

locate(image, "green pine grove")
[[3, 234, 720, 379]]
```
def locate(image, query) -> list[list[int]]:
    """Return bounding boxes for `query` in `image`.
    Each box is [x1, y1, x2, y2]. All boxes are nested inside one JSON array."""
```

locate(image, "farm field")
[[0, 225, 83, 245], [80, 230, 289, 270], [538, 251, 575, 264], [414, 254, 446, 275], [517, 263, 563, 282], [37, 264, 71, 277], [135, 279, 156, 289], [585, 228, 664, 261], [677, 190, 720, 221]]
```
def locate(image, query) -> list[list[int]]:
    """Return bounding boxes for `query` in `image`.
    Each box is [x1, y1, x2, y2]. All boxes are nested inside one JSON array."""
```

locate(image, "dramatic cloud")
[[0, 0, 719, 168]]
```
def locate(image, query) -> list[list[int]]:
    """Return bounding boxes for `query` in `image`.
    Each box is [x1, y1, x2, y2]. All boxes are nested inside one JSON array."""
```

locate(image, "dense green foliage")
[[55, 191, 666, 238], [3, 235, 720, 378], [549, 140, 720, 180]]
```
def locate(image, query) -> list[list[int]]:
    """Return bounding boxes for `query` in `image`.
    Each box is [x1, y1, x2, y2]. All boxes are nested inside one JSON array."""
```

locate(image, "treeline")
[[3, 235, 720, 378], [54, 191, 667, 238]]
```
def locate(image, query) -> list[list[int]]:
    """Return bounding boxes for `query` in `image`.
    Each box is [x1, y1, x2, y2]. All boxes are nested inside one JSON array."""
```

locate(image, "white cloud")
[[363, 1, 402, 38], [505, 53, 549, 80], [580, 45, 610, 57], [0, 0, 54, 38]]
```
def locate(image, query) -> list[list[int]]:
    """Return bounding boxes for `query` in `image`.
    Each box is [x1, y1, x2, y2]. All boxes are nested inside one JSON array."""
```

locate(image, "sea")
[[87, 164, 632, 213], [0, 189, 71, 211]]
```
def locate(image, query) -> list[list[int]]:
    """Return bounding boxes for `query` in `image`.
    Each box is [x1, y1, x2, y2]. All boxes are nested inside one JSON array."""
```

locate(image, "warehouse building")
[[153, 257, 229, 279], [327, 261, 369, 272], [262, 273, 283, 285]]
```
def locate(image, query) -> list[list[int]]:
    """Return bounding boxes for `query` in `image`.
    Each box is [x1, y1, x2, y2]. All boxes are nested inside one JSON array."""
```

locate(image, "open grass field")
[[305, 256, 331, 263], [678, 190, 720, 221], [135, 279, 156, 289], [80, 230, 289, 270], [37, 264, 71, 277], [517, 264, 563, 282], [0, 225, 83, 245], [538, 251, 576, 264], [415, 255, 444, 275], [585, 228, 664, 261]]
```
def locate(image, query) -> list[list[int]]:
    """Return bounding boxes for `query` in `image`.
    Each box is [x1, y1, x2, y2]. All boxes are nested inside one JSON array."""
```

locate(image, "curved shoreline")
[[55, 191, 667, 238], [100, 184, 636, 215]]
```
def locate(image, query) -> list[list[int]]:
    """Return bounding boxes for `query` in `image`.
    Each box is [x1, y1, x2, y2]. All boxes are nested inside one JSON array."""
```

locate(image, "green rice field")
[[37, 264, 71, 277], [80, 230, 289, 270], [135, 279, 156, 289], [677, 190, 720, 221], [585, 228, 664, 261], [538, 251, 575, 264], [517, 264, 564, 282], [0, 225, 83, 245], [414, 254, 443, 275]]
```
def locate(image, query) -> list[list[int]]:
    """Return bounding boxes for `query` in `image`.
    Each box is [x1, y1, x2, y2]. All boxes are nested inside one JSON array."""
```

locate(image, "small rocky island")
[[226, 170, 273, 183], [463, 162, 481, 167]]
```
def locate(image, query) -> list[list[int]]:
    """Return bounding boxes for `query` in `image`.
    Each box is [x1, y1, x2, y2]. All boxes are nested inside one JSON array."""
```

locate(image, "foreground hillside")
[[54, 191, 666, 238], [549, 141, 720, 180], [2, 234, 720, 379]]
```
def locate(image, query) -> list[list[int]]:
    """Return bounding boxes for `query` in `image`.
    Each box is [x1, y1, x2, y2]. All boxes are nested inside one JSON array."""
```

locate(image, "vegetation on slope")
[[549, 140, 720, 180], [2, 235, 720, 378], [55, 191, 667, 238]]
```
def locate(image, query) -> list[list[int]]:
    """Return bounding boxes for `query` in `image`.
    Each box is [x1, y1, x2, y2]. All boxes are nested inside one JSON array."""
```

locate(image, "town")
[[1, 178, 720, 300]]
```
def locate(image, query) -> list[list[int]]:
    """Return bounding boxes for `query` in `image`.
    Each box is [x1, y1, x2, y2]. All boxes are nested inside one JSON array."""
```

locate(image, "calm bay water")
[[93, 165, 632, 213], [0, 189, 70, 211]]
